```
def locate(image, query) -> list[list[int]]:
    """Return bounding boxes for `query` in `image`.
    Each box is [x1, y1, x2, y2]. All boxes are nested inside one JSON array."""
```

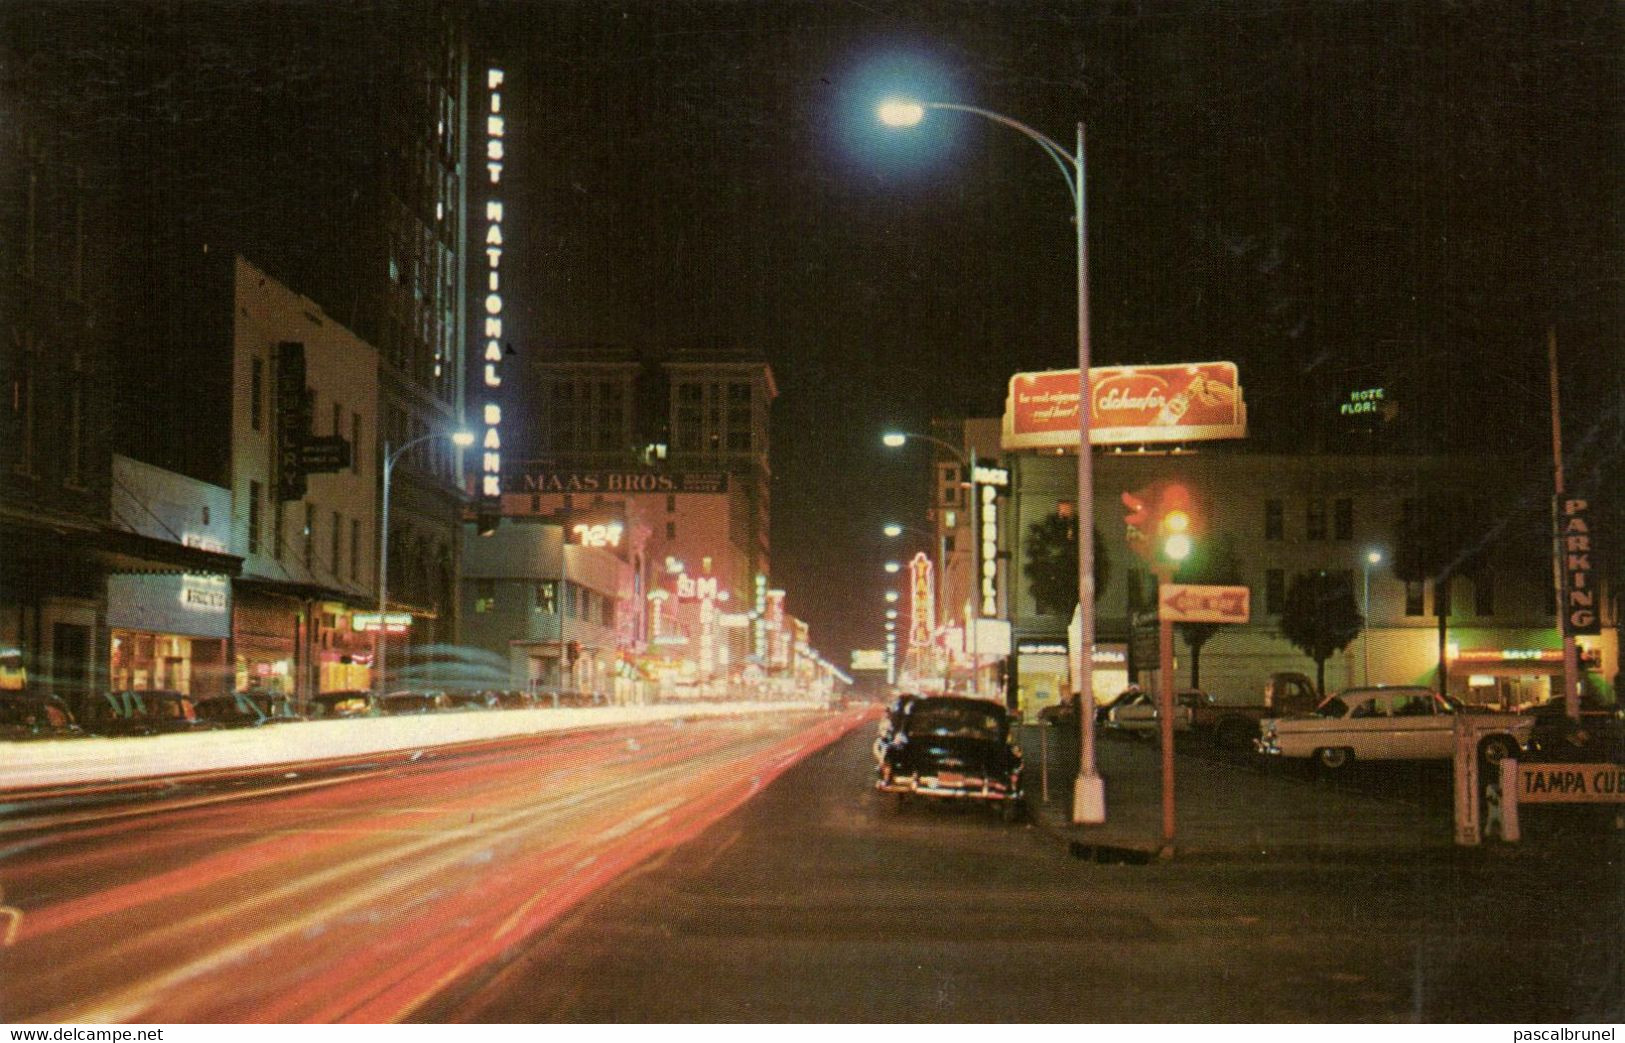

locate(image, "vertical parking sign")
[[1558, 496, 1600, 636]]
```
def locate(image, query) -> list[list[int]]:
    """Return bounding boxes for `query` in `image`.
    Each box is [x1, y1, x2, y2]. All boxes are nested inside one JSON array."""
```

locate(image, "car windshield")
[[1315, 697, 1348, 718], [905, 706, 1004, 740]]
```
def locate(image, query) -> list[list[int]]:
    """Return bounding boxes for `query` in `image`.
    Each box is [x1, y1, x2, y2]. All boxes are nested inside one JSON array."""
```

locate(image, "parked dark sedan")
[[81, 690, 220, 736], [876, 695, 1024, 820], [307, 690, 378, 718], [194, 692, 306, 728], [0, 692, 85, 740], [380, 690, 452, 715], [1521, 698, 1625, 762]]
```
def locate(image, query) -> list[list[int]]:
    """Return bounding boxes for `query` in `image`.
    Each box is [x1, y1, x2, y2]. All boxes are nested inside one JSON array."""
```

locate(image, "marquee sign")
[[1002, 362, 1247, 450], [507, 469, 729, 494], [979, 482, 999, 617], [908, 552, 935, 648], [476, 68, 508, 514]]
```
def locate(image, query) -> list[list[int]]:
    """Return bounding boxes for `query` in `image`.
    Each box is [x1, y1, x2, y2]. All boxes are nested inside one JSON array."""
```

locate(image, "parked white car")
[[1105, 689, 1199, 735], [1256, 686, 1532, 771]]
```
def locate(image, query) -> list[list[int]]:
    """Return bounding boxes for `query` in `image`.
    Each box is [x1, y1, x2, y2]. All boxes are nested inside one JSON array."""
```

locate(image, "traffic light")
[[1123, 482, 1201, 566], [1157, 483, 1194, 564]]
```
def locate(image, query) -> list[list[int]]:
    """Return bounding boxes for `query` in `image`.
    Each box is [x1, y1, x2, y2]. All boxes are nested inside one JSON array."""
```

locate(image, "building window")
[[351, 519, 361, 582], [666, 521, 676, 540], [248, 481, 263, 555], [1265, 569, 1285, 615], [1334, 498, 1354, 541], [666, 494, 676, 514], [1306, 499, 1327, 541], [352, 413, 362, 474], [11, 353, 36, 475], [331, 402, 342, 437], [272, 501, 284, 561], [1264, 499, 1283, 540], [251, 357, 264, 432], [331, 510, 342, 580], [1473, 570, 1494, 617], [1405, 581, 1425, 617], [65, 371, 85, 486], [535, 581, 556, 614], [475, 579, 496, 613]]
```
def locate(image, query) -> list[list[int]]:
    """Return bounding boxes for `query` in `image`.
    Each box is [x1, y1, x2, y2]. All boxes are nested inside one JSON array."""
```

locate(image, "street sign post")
[[1158, 583, 1251, 624], [1155, 583, 1250, 856]]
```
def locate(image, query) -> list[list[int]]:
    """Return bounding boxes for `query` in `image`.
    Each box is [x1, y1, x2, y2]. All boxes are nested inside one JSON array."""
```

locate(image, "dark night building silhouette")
[[0, 2, 472, 704]]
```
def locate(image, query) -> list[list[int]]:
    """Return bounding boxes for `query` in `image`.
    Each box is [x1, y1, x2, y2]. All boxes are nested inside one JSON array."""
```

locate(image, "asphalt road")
[[0, 709, 863, 1023], [426, 721, 1624, 1024]]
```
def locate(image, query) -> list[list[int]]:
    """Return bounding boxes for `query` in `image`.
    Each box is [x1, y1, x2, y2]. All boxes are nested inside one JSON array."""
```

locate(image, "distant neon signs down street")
[[477, 68, 507, 509]]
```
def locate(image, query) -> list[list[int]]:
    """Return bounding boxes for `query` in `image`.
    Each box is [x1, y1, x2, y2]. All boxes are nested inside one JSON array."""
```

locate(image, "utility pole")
[[1548, 326, 1582, 720]]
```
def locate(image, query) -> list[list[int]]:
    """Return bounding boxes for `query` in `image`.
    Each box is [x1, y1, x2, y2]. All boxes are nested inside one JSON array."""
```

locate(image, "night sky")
[[15, 2, 1612, 663], [484, 1, 1620, 662]]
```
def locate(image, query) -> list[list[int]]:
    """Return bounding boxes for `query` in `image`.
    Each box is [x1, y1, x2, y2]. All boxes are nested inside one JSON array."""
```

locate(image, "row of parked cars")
[[1040, 682, 1624, 771], [0, 686, 613, 740]]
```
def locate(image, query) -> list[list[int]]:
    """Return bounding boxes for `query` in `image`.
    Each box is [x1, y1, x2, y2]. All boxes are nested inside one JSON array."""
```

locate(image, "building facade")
[[230, 257, 381, 701], [460, 518, 638, 699], [1004, 449, 1618, 719]]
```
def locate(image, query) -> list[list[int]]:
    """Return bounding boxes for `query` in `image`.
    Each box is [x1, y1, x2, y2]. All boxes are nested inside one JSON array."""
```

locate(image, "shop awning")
[[97, 528, 244, 577]]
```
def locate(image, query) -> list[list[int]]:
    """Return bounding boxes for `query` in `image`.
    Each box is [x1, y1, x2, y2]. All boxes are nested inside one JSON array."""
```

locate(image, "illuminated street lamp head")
[[877, 99, 926, 128], [451, 430, 476, 447], [881, 432, 908, 448], [883, 523, 903, 538], [886, 609, 898, 620], [884, 561, 901, 574], [1367, 549, 1384, 566], [885, 591, 900, 603]]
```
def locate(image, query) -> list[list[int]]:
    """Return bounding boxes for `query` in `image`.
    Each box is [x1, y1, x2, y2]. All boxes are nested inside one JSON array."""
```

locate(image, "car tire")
[[1315, 746, 1353, 771], [1479, 735, 1516, 769]]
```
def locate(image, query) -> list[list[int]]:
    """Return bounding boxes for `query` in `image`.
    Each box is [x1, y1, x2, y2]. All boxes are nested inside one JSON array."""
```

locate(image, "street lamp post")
[[883, 431, 979, 698], [1363, 549, 1383, 685], [376, 430, 474, 708], [880, 101, 1102, 823]]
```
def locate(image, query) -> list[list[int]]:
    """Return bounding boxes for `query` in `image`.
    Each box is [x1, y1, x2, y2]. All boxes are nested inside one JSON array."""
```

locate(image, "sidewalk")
[[1015, 724, 1454, 859]]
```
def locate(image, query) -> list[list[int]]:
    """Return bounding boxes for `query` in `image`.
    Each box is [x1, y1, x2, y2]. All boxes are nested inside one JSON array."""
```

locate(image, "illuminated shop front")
[[315, 603, 376, 693], [1013, 640, 1130, 722], [106, 572, 232, 697], [1447, 640, 1608, 709]]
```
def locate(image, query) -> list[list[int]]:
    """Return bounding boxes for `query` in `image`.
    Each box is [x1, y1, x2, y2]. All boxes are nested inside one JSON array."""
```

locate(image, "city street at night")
[[2, 0, 1620, 1028]]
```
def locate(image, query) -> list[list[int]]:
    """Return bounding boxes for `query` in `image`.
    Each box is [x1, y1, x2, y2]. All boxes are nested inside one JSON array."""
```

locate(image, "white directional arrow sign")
[[1158, 583, 1251, 624]]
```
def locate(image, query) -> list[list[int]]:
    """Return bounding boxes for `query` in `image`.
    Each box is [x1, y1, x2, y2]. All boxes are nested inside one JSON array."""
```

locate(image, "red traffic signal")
[[1123, 482, 1200, 565]]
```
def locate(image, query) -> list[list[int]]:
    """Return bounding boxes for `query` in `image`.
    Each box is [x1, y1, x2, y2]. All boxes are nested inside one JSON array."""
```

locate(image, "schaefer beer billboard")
[[1002, 362, 1247, 450]]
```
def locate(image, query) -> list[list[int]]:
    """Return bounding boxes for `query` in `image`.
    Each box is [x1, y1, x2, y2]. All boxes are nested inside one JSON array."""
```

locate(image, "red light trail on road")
[[0, 709, 867, 1023]]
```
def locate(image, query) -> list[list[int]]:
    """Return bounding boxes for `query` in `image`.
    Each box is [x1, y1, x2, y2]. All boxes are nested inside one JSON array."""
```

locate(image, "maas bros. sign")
[[1002, 362, 1247, 450]]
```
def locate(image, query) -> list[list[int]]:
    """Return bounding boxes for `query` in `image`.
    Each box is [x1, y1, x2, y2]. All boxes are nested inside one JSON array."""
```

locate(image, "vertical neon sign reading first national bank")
[[479, 68, 507, 506]]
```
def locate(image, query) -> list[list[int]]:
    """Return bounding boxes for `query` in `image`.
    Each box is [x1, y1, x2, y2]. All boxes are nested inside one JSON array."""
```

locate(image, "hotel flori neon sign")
[[477, 68, 507, 505]]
